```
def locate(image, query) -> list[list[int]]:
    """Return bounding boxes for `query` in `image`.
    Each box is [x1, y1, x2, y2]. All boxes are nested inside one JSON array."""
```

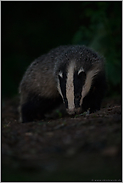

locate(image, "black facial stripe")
[[74, 71, 86, 108], [58, 72, 68, 108]]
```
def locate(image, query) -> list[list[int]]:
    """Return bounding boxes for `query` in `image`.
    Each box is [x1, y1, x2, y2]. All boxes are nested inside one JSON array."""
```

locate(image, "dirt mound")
[[2, 97, 121, 181]]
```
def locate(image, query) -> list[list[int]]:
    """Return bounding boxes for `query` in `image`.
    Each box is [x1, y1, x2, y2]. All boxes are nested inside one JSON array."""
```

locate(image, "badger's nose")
[[75, 107, 82, 114], [66, 108, 82, 115], [66, 108, 75, 115]]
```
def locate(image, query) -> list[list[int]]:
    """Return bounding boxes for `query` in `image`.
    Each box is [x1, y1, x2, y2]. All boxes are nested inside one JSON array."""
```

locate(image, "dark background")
[[2, 1, 122, 100]]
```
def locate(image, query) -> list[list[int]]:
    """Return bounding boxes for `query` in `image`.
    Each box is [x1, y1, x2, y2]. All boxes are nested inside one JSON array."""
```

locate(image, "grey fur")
[[19, 45, 105, 122], [19, 46, 68, 104]]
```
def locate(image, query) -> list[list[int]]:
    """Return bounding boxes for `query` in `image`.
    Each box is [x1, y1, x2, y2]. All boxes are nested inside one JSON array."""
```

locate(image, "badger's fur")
[[19, 45, 106, 122]]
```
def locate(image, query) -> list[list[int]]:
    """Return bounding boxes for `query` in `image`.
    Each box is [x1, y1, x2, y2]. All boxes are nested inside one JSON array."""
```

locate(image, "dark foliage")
[[2, 2, 121, 99]]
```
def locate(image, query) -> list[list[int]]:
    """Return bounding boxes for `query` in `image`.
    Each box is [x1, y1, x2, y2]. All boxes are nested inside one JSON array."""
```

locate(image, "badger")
[[19, 45, 106, 123]]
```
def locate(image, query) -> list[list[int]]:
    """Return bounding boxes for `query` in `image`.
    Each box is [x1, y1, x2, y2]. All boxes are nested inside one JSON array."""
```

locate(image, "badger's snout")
[[66, 107, 82, 115]]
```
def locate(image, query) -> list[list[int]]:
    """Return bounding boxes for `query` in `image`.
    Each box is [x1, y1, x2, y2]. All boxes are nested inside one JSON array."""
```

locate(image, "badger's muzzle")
[[66, 107, 82, 115]]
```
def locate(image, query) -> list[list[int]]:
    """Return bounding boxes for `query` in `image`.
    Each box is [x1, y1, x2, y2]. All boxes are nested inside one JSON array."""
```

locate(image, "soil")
[[2, 96, 122, 181]]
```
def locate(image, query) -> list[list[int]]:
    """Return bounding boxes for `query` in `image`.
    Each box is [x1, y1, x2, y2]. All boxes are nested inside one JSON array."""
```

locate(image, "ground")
[[2, 96, 121, 181]]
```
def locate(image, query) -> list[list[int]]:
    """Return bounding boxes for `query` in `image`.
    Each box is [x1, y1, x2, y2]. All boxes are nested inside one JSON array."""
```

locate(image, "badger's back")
[[19, 46, 69, 101]]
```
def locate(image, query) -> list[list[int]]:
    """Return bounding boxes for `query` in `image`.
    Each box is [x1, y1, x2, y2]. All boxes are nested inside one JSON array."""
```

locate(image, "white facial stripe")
[[80, 68, 100, 105], [66, 62, 75, 110], [78, 68, 84, 75]]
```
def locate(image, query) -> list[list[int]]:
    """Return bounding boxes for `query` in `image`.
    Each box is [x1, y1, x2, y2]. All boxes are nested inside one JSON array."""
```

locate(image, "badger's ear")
[[58, 71, 63, 78], [78, 68, 85, 75]]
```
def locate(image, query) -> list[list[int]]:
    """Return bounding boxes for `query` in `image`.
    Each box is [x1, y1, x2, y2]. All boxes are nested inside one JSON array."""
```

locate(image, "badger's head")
[[55, 60, 100, 115]]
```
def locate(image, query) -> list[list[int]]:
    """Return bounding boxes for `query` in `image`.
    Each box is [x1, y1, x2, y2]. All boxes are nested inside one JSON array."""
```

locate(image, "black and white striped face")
[[57, 62, 86, 115], [57, 61, 100, 115]]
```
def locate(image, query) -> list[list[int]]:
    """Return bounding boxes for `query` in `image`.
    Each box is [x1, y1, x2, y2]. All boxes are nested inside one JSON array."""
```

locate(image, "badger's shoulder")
[[19, 46, 70, 98]]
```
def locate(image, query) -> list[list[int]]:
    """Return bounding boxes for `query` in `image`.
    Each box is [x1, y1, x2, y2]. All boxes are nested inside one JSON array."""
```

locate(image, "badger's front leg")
[[19, 94, 63, 123], [20, 99, 45, 123], [82, 85, 105, 113]]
